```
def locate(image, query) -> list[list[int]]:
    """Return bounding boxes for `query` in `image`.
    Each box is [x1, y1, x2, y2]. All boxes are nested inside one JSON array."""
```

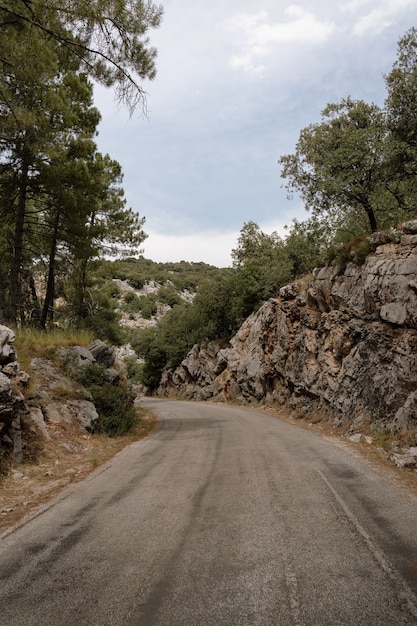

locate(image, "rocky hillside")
[[159, 221, 417, 463]]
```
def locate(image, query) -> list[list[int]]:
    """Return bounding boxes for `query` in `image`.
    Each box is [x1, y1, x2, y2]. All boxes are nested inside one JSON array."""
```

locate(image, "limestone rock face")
[[88, 340, 116, 368], [30, 357, 100, 433], [159, 225, 417, 431], [0, 326, 28, 458]]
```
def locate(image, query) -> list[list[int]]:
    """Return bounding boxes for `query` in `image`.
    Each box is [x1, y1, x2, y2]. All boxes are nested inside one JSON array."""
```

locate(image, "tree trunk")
[[77, 257, 89, 318], [0, 273, 6, 324], [363, 200, 378, 233], [7, 159, 29, 324], [40, 209, 60, 329]]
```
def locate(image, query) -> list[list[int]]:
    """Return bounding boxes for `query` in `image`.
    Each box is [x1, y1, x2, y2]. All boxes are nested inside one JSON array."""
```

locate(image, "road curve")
[[1, 399, 417, 625]]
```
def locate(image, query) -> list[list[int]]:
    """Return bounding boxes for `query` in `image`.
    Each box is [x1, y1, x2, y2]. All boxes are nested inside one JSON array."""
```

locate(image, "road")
[[1, 399, 417, 625]]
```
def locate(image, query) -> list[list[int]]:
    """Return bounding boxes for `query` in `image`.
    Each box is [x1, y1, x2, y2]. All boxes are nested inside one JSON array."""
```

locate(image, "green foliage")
[[123, 357, 144, 383], [231, 221, 293, 312], [280, 28, 417, 241], [0, 0, 150, 328], [121, 291, 142, 315], [141, 345, 168, 391], [91, 384, 138, 437], [324, 234, 373, 268], [64, 285, 127, 346], [90, 257, 223, 292], [73, 363, 137, 436], [72, 362, 104, 388], [0, 0, 164, 113], [138, 294, 158, 319], [157, 285, 181, 307], [283, 216, 331, 277], [279, 98, 388, 234], [384, 27, 417, 212]]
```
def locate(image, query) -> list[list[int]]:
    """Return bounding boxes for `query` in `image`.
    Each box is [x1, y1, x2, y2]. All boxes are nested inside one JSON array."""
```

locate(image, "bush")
[[121, 291, 142, 315], [325, 234, 373, 268], [90, 383, 137, 436], [158, 285, 181, 307], [139, 294, 157, 319], [124, 356, 144, 383], [128, 277, 144, 290], [72, 363, 138, 436]]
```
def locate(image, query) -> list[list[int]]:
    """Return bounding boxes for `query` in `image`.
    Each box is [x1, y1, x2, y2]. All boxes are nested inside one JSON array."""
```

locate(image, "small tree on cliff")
[[279, 98, 391, 234]]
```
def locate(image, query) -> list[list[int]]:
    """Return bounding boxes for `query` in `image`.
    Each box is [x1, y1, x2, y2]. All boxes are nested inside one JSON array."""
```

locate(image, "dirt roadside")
[[0, 411, 155, 531]]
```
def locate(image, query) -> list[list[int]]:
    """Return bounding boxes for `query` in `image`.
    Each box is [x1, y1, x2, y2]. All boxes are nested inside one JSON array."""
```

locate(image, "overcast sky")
[[94, 0, 417, 267]]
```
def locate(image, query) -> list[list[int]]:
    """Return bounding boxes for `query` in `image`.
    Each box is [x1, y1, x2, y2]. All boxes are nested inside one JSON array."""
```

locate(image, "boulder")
[[102, 367, 120, 384], [0, 327, 29, 459], [88, 340, 115, 368], [389, 452, 416, 469], [66, 346, 96, 368], [0, 325, 16, 365]]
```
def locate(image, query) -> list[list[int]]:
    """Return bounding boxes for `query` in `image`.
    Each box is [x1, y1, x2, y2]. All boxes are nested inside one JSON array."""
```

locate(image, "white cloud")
[[346, 0, 416, 36], [352, 9, 393, 36], [221, 5, 336, 74], [142, 229, 238, 267], [141, 217, 294, 268], [343, 0, 372, 10]]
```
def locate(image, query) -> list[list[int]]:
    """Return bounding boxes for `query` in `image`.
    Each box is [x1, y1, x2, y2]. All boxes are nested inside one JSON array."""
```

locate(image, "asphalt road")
[[1, 399, 417, 625]]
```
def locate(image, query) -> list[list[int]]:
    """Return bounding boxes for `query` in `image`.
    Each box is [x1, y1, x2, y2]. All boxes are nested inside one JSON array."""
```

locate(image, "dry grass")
[[14, 328, 94, 373]]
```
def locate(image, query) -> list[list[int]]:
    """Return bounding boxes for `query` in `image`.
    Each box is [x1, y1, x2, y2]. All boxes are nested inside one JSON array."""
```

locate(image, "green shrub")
[[325, 234, 373, 268], [139, 294, 157, 319], [158, 285, 181, 307], [90, 383, 137, 437], [72, 363, 137, 436], [128, 277, 144, 290], [121, 291, 142, 314], [124, 356, 144, 383]]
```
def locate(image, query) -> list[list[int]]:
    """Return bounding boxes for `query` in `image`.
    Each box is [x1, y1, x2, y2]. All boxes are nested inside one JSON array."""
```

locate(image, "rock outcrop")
[[0, 325, 29, 461], [0, 332, 122, 463], [159, 222, 417, 434]]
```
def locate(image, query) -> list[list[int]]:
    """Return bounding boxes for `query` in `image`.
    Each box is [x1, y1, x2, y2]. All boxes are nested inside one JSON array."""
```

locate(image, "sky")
[[94, 0, 417, 267]]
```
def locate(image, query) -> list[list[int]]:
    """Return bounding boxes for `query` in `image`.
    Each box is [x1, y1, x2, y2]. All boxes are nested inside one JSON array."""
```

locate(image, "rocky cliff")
[[0, 333, 125, 465], [159, 222, 417, 438]]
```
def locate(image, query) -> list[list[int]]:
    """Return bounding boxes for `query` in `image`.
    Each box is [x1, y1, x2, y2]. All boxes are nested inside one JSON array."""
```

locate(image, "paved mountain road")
[[1, 399, 417, 625]]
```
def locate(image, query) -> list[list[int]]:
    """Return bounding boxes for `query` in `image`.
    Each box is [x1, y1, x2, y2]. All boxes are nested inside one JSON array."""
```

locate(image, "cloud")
[[352, 9, 393, 35], [221, 5, 336, 74], [142, 229, 238, 268], [344, 0, 415, 36], [93, 1, 417, 266], [141, 216, 295, 268]]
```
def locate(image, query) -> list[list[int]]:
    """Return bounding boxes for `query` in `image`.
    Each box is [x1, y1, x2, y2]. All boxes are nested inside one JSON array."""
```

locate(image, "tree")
[[0, 0, 163, 113], [385, 27, 417, 211], [0, 14, 65, 323], [283, 216, 331, 278], [232, 221, 292, 308], [279, 98, 391, 233], [66, 150, 147, 323]]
